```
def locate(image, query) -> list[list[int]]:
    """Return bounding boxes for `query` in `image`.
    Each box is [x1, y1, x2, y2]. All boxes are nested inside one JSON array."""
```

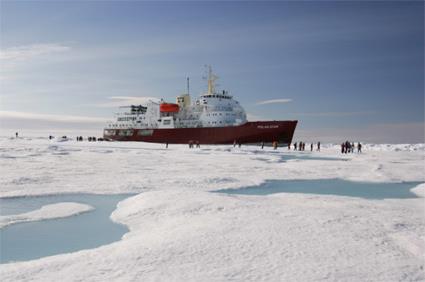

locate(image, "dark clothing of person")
[[345, 141, 351, 154]]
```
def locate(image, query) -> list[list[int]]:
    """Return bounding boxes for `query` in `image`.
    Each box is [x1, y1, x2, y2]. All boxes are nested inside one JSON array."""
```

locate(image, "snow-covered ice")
[[0, 202, 94, 228], [0, 137, 424, 281]]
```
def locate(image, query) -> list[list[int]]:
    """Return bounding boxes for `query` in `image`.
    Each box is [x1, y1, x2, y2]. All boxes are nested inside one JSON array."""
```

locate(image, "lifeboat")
[[160, 103, 179, 113]]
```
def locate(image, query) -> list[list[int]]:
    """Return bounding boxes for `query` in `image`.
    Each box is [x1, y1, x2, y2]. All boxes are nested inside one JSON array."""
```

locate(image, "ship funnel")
[[176, 77, 191, 107], [176, 94, 191, 107]]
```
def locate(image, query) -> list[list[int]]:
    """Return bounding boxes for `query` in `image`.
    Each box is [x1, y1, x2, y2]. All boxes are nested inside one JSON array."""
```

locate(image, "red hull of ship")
[[104, 121, 297, 144]]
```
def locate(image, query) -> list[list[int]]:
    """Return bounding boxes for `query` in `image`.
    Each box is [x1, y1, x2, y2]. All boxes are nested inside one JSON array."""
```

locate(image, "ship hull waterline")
[[104, 121, 298, 145]]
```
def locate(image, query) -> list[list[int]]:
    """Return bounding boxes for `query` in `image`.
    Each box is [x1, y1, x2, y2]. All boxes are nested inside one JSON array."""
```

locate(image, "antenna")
[[186, 77, 190, 95]]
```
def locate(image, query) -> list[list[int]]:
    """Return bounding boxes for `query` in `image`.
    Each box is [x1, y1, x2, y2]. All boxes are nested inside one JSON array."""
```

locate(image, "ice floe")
[[0, 202, 94, 228], [0, 137, 423, 281]]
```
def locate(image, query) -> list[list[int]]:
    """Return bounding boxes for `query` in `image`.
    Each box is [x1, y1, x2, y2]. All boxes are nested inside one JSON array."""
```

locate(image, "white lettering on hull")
[[257, 125, 279, 129]]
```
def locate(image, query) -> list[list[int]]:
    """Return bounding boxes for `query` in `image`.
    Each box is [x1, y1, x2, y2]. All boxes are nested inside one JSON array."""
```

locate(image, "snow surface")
[[0, 202, 94, 228], [0, 137, 424, 281]]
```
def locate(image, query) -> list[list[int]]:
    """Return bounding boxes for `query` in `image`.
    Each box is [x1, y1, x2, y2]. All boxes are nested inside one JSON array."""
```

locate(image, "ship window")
[[138, 129, 153, 136], [163, 120, 171, 125], [104, 129, 115, 135], [118, 129, 133, 136]]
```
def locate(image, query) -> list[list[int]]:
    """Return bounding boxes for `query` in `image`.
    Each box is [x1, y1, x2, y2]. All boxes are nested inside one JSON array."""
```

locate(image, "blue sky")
[[0, 1, 423, 142]]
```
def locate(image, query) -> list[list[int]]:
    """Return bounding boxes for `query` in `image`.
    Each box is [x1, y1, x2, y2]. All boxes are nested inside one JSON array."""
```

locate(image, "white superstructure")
[[104, 67, 247, 134]]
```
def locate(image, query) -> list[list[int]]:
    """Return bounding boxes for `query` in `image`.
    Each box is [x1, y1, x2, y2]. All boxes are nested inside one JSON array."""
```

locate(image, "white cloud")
[[0, 43, 71, 61], [0, 111, 107, 123], [95, 96, 161, 108], [256, 99, 292, 105]]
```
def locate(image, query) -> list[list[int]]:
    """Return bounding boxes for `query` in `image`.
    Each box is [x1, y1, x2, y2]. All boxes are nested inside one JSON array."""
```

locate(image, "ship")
[[103, 67, 297, 145]]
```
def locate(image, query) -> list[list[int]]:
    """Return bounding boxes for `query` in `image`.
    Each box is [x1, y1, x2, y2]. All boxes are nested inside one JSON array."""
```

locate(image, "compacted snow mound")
[[0, 202, 94, 228]]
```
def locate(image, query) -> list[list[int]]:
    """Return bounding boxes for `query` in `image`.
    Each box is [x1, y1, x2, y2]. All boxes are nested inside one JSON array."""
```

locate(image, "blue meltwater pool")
[[215, 179, 422, 199], [0, 193, 133, 264]]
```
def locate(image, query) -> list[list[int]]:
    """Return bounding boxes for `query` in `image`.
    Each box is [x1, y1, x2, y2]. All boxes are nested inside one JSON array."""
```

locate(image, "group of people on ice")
[[341, 141, 362, 153], [289, 142, 321, 152], [75, 136, 99, 142], [188, 140, 200, 148]]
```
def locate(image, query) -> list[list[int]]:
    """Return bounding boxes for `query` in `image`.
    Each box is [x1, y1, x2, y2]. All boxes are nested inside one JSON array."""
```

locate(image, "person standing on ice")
[[294, 142, 297, 150], [357, 142, 362, 153], [15, 132, 18, 139], [311, 143, 313, 151], [345, 141, 350, 153], [317, 142, 321, 151]]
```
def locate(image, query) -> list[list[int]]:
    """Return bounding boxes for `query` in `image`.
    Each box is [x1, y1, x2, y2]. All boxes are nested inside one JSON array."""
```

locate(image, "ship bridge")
[[194, 66, 247, 127]]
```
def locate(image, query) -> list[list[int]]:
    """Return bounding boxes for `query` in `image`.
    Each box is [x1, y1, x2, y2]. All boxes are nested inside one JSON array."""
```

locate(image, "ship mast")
[[207, 65, 218, 95]]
